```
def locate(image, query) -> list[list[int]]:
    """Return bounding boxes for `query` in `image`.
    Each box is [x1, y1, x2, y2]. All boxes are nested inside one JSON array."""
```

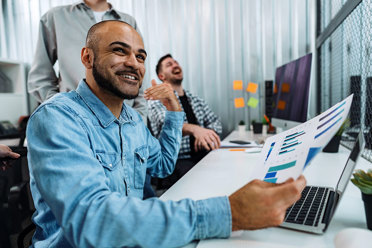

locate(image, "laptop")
[[280, 131, 365, 234]]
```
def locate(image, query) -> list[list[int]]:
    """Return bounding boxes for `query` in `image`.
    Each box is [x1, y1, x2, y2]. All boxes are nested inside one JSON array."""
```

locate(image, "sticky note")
[[233, 80, 243, 90], [277, 100, 286, 110], [274, 84, 278, 94], [247, 97, 259, 108], [246, 82, 258, 93], [234, 98, 245, 108], [281, 83, 290, 93]]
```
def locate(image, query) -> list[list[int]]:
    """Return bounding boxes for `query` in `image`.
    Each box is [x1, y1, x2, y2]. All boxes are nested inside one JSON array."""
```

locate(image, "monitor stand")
[[272, 117, 301, 132]]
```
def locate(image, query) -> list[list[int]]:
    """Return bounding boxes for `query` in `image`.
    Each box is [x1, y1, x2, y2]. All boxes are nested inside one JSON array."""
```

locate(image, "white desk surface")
[[160, 131, 372, 248]]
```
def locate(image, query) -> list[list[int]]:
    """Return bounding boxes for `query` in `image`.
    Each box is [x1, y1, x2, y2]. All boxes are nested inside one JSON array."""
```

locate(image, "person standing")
[[28, 0, 147, 122]]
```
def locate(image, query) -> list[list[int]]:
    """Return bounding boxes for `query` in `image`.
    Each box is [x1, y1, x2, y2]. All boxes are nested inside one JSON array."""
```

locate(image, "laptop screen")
[[335, 131, 365, 195]]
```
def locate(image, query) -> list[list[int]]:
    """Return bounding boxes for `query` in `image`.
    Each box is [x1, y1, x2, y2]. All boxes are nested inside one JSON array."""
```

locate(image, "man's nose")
[[124, 53, 138, 68]]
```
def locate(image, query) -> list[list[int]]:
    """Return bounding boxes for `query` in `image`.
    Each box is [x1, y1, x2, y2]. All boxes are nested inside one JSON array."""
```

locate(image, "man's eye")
[[113, 48, 125, 53], [137, 54, 146, 61]]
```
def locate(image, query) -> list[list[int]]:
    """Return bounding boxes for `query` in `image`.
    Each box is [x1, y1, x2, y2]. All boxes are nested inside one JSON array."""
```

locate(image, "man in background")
[[28, 0, 147, 122], [148, 54, 222, 187]]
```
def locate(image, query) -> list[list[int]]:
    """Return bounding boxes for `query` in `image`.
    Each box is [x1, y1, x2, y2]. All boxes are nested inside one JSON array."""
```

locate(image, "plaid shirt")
[[148, 89, 222, 159]]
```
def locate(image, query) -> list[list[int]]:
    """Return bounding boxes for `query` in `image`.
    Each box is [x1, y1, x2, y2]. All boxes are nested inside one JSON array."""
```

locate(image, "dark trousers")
[[143, 151, 209, 197], [158, 150, 209, 189], [158, 159, 196, 189]]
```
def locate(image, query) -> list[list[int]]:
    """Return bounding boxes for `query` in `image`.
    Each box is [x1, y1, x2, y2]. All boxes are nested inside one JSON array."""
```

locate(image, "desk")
[[160, 131, 372, 248]]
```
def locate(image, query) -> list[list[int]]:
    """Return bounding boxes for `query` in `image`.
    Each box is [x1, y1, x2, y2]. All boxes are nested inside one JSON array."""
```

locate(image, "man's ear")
[[158, 73, 165, 81], [81, 47, 93, 69]]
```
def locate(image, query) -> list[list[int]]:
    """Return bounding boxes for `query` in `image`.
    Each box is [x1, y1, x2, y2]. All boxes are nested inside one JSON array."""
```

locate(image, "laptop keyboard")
[[284, 186, 329, 227]]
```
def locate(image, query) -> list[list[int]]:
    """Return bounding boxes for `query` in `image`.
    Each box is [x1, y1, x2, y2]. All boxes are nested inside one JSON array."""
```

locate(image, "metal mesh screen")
[[319, 0, 345, 32], [318, 0, 372, 162]]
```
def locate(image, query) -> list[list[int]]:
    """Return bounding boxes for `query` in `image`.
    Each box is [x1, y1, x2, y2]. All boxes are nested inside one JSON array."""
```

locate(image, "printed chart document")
[[250, 95, 353, 183]]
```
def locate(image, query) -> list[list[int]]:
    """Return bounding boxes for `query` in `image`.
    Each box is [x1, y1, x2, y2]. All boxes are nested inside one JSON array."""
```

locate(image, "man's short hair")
[[85, 20, 131, 53], [156, 54, 173, 77]]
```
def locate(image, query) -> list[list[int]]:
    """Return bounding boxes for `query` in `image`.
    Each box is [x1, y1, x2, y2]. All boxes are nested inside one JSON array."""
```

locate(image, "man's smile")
[[172, 67, 182, 74], [116, 71, 140, 85]]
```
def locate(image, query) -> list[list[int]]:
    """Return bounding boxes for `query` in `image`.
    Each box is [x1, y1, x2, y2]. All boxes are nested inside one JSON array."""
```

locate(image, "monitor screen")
[[271, 53, 312, 130]]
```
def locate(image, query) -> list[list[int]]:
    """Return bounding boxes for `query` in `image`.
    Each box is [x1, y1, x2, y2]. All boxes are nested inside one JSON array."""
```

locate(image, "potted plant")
[[323, 119, 350, 153], [251, 120, 263, 134], [238, 120, 246, 135], [351, 169, 372, 230]]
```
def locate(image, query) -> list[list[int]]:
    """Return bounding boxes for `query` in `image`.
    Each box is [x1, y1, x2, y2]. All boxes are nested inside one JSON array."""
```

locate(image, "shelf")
[[0, 59, 28, 125]]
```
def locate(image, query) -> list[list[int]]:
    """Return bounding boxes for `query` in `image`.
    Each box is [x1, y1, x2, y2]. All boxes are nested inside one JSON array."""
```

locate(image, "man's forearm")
[[182, 123, 198, 136]]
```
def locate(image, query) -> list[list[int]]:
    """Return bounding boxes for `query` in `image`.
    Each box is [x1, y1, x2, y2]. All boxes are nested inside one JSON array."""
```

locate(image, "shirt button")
[[109, 164, 112, 168]]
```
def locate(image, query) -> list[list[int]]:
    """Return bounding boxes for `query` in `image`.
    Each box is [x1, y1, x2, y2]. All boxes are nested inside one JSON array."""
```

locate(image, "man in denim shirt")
[[27, 20, 306, 247]]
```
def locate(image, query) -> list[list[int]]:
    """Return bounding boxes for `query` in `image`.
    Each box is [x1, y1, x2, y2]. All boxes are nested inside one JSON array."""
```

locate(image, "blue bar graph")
[[315, 100, 346, 139], [315, 116, 343, 139], [264, 178, 277, 183], [264, 171, 277, 179], [279, 131, 305, 155], [263, 160, 297, 183]]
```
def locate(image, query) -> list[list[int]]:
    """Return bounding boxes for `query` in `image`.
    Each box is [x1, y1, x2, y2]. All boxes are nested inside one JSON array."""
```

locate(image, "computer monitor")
[[271, 53, 312, 130]]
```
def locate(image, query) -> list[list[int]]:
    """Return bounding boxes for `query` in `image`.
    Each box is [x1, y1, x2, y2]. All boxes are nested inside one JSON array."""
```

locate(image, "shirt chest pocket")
[[134, 146, 149, 189], [96, 152, 121, 172]]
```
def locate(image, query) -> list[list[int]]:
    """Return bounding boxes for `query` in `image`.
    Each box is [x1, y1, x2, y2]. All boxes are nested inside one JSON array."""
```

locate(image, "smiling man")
[[148, 54, 222, 188], [26, 20, 306, 248]]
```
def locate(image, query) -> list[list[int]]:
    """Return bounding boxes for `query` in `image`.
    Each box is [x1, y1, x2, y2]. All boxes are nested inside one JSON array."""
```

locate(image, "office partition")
[[317, 0, 372, 162]]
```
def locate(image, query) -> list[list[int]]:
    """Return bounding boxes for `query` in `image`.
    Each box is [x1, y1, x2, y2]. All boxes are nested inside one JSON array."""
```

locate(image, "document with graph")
[[251, 95, 353, 183]]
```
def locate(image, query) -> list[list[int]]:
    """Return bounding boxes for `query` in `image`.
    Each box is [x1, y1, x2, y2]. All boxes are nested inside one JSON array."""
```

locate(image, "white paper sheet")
[[250, 95, 353, 183]]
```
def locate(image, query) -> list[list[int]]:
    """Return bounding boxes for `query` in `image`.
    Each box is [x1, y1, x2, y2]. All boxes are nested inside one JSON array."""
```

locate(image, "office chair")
[[17, 222, 35, 248], [0, 116, 34, 247]]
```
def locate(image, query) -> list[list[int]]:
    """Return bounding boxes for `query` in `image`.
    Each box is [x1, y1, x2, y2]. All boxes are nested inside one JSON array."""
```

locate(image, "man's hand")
[[144, 79, 181, 112], [0, 144, 20, 171], [183, 124, 221, 151], [229, 175, 306, 231]]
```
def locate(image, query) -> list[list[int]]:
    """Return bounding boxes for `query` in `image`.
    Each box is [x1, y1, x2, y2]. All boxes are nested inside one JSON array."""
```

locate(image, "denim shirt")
[[27, 80, 231, 248]]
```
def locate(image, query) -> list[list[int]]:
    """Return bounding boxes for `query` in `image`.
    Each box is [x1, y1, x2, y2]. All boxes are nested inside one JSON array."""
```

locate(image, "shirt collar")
[[74, 1, 121, 19], [75, 80, 133, 127], [174, 89, 191, 98]]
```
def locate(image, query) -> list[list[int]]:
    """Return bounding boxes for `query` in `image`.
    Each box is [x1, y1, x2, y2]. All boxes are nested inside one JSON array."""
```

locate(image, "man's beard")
[[92, 59, 140, 100], [170, 78, 183, 86]]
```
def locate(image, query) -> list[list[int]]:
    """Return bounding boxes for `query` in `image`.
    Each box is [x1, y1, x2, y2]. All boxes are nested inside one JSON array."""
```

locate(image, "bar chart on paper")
[[314, 100, 346, 145], [258, 125, 312, 183], [278, 131, 305, 155], [264, 160, 297, 183], [252, 95, 353, 184]]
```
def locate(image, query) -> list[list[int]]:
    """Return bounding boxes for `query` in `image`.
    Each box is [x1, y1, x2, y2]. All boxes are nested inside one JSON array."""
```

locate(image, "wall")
[[0, 0, 316, 137]]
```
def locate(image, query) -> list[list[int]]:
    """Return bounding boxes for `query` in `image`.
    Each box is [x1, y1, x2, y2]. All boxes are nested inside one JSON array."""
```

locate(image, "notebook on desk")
[[281, 131, 365, 234]]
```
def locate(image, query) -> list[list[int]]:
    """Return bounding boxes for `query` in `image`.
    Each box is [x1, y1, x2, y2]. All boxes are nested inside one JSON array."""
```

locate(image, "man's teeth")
[[123, 75, 136, 80]]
